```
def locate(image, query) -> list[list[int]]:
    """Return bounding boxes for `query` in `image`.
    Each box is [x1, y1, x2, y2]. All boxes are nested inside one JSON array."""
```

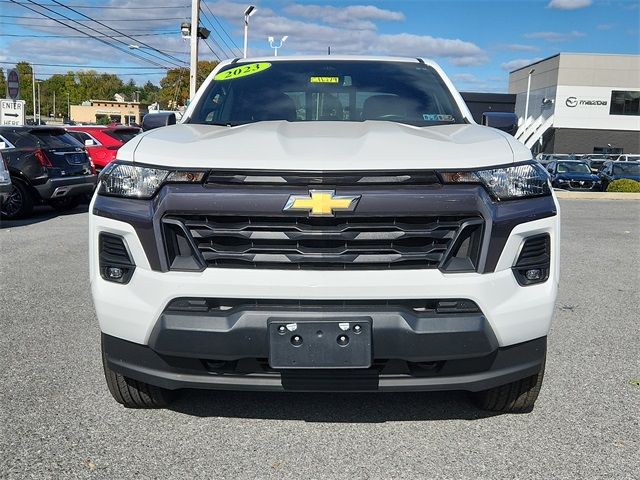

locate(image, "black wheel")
[[472, 359, 545, 413], [0, 180, 34, 219], [50, 195, 81, 211], [102, 342, 175, 408]]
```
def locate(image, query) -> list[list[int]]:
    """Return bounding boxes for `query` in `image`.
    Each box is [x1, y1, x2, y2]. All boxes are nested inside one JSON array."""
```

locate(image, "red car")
[[65, 126, 141, 170]]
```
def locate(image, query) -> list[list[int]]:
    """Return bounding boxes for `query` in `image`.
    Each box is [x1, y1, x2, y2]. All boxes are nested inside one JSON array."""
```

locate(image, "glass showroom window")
[[609, 90, 640, 116]]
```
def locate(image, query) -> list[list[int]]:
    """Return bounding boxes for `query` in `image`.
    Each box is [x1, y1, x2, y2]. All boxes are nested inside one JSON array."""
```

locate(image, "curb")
[[554, 190, 640, 200]]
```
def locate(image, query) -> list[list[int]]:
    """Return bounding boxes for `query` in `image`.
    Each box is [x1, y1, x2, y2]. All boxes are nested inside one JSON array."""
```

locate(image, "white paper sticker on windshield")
[[423, 114, 455, 122]]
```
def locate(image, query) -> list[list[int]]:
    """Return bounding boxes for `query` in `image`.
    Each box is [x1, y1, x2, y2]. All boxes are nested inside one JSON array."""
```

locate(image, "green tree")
[[0, 69, 6, 99], [16, 62, 35, 116], [159, 61, 217, 108]]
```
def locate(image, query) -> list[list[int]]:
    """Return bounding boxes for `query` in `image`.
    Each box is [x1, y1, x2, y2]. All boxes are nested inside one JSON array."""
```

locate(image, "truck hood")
[[124, 121, 530, 171]]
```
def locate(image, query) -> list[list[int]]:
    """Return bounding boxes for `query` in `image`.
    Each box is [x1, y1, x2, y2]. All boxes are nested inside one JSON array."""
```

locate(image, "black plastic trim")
[[102, 333, 547, 393]]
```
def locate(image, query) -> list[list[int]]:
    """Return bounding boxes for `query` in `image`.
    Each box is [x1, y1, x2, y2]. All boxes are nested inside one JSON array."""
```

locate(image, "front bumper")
[[103, 332, 546, 393], [35, 174, 97, 200]]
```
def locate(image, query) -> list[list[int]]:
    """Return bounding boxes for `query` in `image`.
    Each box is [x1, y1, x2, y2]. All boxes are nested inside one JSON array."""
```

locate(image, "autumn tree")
[[159, 61, 218, 108]]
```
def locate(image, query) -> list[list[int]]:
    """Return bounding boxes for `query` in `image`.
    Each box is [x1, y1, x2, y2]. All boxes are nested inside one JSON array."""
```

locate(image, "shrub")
[[606, 179, 640, 193]]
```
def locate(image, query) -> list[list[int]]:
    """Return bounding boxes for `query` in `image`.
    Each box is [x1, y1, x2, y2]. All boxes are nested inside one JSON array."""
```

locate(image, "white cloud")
[[547, 0, 592, 10], [524, 30, 586, 42], [374, 33, 488, 64], [596, 24, 613, 30], [500, 58, 544, 71], [284, 4, 404, 29], [6, 0, 489, 77], [495, 43, 540, 52]]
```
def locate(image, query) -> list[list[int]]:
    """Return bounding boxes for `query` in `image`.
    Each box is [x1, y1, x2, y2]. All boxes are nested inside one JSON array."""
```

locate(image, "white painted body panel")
[[89, 194, 560, 348]]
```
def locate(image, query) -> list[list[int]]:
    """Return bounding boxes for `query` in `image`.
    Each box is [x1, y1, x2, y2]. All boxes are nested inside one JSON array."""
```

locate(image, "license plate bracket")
[[268, 318, 372, 369]]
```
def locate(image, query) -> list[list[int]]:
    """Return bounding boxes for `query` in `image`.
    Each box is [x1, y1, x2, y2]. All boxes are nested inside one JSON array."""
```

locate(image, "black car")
[[585, 154, 614, 173], [0, 126, 97, 219], [546, 160, 602, 191], [598, 161, 640, 190]]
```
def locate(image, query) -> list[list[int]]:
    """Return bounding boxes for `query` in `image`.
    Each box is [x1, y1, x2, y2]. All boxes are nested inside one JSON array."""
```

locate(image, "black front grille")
[[569, 181, 593, 189], [162, 215, 483, 270]]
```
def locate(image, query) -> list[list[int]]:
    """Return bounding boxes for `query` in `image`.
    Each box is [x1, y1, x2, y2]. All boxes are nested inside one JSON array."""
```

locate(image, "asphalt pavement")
[[1, 200, 638, 479]]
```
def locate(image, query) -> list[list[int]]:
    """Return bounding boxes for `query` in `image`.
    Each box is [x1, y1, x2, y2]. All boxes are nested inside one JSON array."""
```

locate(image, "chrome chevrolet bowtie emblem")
[[284, 190, 360, 217]]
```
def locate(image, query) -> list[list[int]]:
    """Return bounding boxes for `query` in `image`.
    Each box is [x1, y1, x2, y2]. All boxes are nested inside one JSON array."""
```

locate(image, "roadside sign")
[[7, 69, 20, 100], [1, 99, 26, 126]]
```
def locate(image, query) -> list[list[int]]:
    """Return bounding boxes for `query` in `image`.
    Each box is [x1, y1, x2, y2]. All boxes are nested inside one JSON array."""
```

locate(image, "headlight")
[[99, 161, 205, 199], [440, 161, 550, 200]]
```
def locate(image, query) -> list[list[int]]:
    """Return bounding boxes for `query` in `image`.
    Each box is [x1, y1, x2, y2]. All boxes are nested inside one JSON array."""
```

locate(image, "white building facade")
[[509, 53, 640, 155]]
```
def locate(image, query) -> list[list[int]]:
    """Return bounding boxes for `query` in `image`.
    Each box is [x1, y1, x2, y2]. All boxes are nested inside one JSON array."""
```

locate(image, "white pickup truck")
[[90, 56, 559, 412]]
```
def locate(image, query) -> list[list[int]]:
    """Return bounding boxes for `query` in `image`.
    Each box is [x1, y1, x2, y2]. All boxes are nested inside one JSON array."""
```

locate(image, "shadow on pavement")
[[169, 390, 498, 422], [0, 203, 89, 228]]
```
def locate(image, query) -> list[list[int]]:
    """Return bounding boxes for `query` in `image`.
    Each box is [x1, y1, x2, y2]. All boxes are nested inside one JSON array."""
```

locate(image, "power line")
[[0, 31, 177, 37], [201, 0, 241, 55], [0, 60, 167, 69], [201, 38, 222, 62], [199, 9, 234, 59], [0, 1, 188, 8], [9, 0, 173, 70], [2, 14, 187, 21], [48, 0, 187, 67]]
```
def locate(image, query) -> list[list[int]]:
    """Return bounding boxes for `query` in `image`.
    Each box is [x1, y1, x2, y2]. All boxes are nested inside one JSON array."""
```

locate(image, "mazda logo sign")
[[566, 97, 578, 107]]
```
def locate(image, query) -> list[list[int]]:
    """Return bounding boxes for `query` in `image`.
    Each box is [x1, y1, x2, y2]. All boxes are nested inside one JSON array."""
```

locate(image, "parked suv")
[[91, 56, 559, 413], [0, 151, 11, 206], [66, 126, 141, 171], [598, 161, 640, 190], [547, 160, 602, 191], [0, 126, 97, 218]]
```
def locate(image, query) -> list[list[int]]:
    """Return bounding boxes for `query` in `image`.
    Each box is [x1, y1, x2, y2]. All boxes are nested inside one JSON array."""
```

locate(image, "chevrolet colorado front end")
[[90, 56, 559, 412]]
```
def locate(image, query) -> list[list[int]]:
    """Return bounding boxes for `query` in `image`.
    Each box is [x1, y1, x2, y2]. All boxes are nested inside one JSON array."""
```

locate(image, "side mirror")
[[482, 112, 518, 136], [142, 112, 176, 131], [84, 139, 95, 146]]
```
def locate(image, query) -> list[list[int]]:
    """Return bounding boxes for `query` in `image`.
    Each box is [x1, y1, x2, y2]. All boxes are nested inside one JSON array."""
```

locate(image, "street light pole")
[[524, 68, 535, 129], [36, 80, 41, 125], [32, 69, 36, 123], [189, 0, 200, 103], [243, 5, 256, 58], [268, 35, 288, 56]]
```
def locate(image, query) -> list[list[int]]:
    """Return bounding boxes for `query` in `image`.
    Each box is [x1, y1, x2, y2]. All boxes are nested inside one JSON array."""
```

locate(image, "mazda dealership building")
[[508, 53, 640, 155]]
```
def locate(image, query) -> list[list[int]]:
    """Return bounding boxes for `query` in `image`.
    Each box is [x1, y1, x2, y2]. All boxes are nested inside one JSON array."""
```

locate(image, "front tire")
[[0, 180, 34, 219], [102, 342, 175, 408], [472, 360, 545, 413]]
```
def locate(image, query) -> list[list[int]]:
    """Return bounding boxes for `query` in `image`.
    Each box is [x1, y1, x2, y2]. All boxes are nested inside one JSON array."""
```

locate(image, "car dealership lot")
[[1, 200, 638, 479]]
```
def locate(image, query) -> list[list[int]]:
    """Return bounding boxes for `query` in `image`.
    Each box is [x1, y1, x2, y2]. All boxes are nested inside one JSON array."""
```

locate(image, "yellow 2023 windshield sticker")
[[310, 76, 339, 84], [214, 62, 272, 81]]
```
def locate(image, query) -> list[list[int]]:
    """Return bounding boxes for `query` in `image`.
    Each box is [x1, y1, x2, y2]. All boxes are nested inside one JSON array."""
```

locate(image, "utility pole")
[[32, 69, 36, 122], [53, 90, 55, 119], [189, 0, 200, 103], [37, 81, 41, 125], [67, 92, 70, 120]]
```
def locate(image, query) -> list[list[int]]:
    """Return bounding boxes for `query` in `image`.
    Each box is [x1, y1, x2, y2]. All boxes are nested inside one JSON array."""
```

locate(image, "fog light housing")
[[512, 234, 550, 286], [106, 267, 125, 280], [99, 233, 136, 284], [525, 269, 542, 281]]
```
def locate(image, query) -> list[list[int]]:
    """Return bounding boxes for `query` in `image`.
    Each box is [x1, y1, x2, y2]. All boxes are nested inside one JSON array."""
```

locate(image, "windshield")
[[104, 128, 140, 143], [614, 163, 640, 175], [188, 60, 465, 127], [557, 162, 591, 174]]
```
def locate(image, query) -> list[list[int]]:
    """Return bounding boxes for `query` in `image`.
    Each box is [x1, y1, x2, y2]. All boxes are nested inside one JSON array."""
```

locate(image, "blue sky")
[[1, 0, 638, 92]]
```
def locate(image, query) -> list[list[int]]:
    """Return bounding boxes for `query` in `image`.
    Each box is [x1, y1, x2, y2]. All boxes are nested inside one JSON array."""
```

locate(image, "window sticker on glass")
[[214, 63, 272, 81], [310, 76, 340, 84], [423, 114, 455, 122]]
